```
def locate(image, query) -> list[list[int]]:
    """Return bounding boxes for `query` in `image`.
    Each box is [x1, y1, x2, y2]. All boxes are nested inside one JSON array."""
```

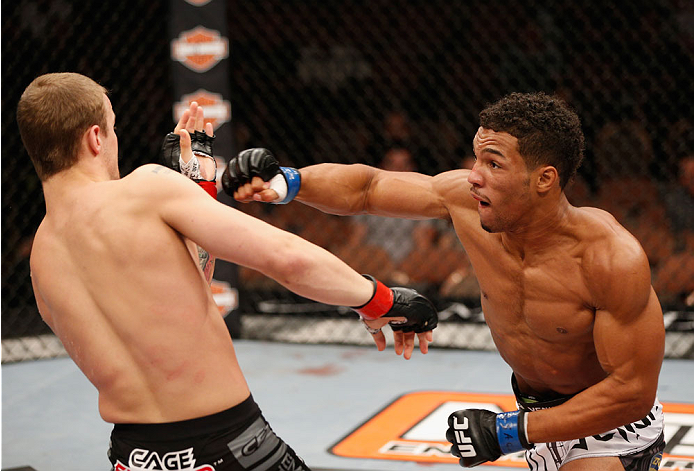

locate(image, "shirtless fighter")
[[17, 72, 436, 470], [224, 92, 666, 470]]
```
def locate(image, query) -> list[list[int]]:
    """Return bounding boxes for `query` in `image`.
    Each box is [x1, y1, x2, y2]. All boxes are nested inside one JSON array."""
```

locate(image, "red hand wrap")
[[198, 181, 217, 199], [354, 276, 394, 320]]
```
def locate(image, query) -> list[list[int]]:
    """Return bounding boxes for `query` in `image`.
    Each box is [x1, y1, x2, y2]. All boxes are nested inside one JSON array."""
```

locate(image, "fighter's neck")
[[500, 194, 573, 261], [42, 165, 115, 212]]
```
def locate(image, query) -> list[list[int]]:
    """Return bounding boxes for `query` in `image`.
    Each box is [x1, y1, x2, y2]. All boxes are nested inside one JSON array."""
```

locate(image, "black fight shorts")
[[108, 394, 311, 471]]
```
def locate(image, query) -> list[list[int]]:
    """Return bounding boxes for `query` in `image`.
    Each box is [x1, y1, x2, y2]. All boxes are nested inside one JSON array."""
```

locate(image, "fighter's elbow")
[[262, 241, 313, 285], [618, 380, 657, 423], [278, 256, 312, 286], [629, 396, 655, 422]]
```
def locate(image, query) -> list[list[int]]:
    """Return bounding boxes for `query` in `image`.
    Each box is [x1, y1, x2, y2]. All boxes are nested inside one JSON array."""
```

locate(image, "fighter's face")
[[468, 127, 533, 233]]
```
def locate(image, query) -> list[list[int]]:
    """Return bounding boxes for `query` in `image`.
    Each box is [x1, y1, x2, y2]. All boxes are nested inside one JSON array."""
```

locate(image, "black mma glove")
[[221, 148, 301, 204], [446, 409, 532, 467], [160, 130, 217, 198], [352, 275, 438, 333]]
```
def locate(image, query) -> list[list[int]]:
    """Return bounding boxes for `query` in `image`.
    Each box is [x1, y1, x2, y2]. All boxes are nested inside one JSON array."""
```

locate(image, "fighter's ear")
[[535, 165, 558, 194], [85, 124, 102, 155]]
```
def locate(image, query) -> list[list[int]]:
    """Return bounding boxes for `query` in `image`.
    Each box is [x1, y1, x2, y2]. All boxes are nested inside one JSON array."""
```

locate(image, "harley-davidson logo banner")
[[169, 0, 239, 297]]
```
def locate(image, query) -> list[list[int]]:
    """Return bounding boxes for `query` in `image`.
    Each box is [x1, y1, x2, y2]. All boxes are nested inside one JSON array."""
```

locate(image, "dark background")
[[2, 0, 693, 343]]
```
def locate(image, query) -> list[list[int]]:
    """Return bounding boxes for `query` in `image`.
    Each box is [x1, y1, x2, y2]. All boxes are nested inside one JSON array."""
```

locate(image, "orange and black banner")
[[169, 0, 239, 314], [331, 391, 694, 470], [169, 0, 233, 156]]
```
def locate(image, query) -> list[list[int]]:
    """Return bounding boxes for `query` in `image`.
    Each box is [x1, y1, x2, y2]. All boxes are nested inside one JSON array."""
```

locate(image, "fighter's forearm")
[[261, 235, 375, 307], [296, 163, 377, 216], [526, 375, 655, 443]]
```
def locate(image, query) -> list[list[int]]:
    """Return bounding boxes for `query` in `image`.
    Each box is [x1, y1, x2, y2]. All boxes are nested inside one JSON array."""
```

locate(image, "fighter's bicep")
[[134, 166, 276, 271], [593, 286, 664, 389], [161, 187, 296, 274], [366, 170, 469, 220], [588, 235, 663, 374]]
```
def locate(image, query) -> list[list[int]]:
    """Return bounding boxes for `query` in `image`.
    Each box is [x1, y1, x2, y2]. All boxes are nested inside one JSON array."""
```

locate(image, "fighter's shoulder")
[[431, 169, 476, 209], [576, 207, 650, 298], [29, 221, 50, 271], [431, 168, 471, 189], [127, 163, 181, 181], [431, 169, 470, 198], [28, 219, 63, 287], [122, 164, 193, 192], [578, 207, 646, 263]]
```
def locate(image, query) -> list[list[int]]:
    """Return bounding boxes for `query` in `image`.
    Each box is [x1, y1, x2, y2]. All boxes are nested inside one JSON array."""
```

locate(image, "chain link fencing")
[[2, 0, 693, 362]]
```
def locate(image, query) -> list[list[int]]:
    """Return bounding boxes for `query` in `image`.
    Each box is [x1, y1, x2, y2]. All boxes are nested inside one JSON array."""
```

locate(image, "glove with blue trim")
[[221, 148, 300, 204], [446, 409, 533, 467]]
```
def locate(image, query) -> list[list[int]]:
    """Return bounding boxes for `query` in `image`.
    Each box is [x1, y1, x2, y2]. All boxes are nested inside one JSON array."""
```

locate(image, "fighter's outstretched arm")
[[131, 164, 437, 359], [225, 148, 465, 220]]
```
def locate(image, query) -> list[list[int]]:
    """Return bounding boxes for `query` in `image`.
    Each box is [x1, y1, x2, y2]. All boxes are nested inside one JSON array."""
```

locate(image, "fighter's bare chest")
[[470, 250, 596, 341]]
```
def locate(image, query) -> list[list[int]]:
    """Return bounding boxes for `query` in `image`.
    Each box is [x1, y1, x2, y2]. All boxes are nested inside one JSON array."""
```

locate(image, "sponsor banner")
[[171, 26, 229, 73], [174, 89, 232, 132], [169, 0, 233, 141], [170, 0, 238, 290], [210, 278, 239, 315], [330, 391, 694, 470]]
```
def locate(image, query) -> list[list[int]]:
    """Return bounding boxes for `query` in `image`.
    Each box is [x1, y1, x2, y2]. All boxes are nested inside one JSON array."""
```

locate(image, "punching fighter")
[[223, 92, 666, 470]]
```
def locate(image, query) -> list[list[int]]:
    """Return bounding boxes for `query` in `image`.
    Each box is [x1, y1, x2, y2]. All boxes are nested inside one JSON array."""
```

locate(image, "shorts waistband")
[[112, 394, 260, 441], [512, 375, 576, 411]]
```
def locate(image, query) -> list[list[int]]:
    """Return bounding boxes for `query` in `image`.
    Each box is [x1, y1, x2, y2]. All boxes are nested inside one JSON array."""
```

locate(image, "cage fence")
[[2, 0, 693, 362]]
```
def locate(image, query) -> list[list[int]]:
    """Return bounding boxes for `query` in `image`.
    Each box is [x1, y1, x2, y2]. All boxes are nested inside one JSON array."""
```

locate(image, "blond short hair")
[[17, 72, 108, 181]]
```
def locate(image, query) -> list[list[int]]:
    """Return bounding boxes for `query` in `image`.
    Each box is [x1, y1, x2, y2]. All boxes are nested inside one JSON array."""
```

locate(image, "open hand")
[[363, 317, 434, 360], [174, 102, 215, 181]]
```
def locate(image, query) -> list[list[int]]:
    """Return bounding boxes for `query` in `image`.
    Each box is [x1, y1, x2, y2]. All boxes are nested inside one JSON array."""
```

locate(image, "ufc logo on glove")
[[450, 416, 477, 457]]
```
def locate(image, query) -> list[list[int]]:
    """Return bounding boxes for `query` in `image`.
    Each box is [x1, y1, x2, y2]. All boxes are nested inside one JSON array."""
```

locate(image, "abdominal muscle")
[[486, 308, 607, 397]]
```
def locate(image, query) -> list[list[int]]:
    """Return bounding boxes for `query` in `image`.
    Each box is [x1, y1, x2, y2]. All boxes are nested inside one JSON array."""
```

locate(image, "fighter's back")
[[30, 167, 250, 424]]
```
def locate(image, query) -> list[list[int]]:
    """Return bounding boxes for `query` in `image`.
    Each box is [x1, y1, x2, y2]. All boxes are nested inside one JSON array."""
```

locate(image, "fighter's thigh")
[[559, 456, 624, 470]]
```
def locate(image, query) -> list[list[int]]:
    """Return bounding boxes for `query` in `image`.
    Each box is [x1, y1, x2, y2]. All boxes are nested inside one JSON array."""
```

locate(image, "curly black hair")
[[479, 92, 585, 188]]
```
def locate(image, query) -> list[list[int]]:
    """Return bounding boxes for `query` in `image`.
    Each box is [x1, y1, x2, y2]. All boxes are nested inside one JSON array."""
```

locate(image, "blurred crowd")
[[3, 0, 693, 340], [235, 111, 694, 310]]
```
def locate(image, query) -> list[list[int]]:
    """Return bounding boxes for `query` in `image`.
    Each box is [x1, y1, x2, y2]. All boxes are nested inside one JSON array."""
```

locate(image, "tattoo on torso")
[[198, 246, 215, 283]]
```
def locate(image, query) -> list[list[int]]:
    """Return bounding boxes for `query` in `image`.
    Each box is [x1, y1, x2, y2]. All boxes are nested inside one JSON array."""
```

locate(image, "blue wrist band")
[[496, 411, 526, 454], [278, 167, 301, 204]]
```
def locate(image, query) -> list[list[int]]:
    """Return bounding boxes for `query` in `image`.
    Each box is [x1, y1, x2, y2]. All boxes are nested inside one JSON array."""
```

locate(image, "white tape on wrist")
[[268, 173, 288, 202], [361, 319, 382, 335], [179, 154, 202, 179]]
